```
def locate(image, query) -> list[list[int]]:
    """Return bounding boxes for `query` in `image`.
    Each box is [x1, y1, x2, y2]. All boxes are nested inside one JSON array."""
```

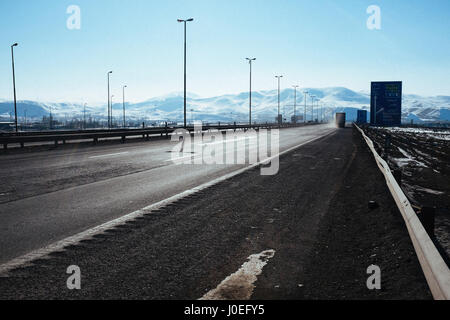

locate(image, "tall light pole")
[[11, 43, 18, 132], [83, 103, 87, 129], [292, 85, 299, 123], [49, 105, 53, 129], [107, 71, 112, 128], [303, 91, 308, 123], [178, 18, 194, 128], [122, 85, 127, 128], [275, 75, 283, 125], [246, 58, 256, 125], [111, 95, 114, 127], [315, 98, 319, 122], [310, 95, 315, 122]]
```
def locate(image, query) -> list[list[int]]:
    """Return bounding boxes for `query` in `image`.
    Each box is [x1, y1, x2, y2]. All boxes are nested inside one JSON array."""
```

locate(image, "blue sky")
[[0, 0, 449, 104]]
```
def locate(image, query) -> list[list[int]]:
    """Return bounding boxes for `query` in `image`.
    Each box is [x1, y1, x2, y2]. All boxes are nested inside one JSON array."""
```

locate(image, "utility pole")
[[178, 18, 194, 128], [246, 58, 256, 125], [292, 85, 299, 123], [11, 43, 18, 133]]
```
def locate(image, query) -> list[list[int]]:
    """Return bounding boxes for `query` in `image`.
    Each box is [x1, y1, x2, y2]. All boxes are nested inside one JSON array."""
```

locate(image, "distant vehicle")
[[335, 113, 346, 128]]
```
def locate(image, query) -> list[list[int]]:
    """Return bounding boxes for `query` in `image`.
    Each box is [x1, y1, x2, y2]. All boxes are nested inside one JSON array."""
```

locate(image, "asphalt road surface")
[[0, 127, 430, 299], [0, 124, 335, 264]]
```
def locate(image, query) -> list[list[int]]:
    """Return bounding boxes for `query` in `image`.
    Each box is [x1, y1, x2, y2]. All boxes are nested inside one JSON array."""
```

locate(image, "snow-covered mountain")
[[1, 87, 449, 123]]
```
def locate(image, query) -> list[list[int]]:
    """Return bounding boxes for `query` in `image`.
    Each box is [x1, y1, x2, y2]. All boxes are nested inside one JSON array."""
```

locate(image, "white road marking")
[[0, 129, 335, 276], [166, 137, 259, 163], [164, 154, 196, 162], [198, 136, 257, 146], [88, 152, 129, 159], [200, 250, 276, 300]]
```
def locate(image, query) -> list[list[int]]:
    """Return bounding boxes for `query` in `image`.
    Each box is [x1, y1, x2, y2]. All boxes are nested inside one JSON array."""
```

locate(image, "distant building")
[[356, 110, 368, 124], [370, 81, 402, 126]]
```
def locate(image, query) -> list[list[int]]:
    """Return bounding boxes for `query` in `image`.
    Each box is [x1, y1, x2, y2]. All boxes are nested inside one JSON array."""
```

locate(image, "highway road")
[[0, 124, 335, 265], [0, 126, 431, 300]]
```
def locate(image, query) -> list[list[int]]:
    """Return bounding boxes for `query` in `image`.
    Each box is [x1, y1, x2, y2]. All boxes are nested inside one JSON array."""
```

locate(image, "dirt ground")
[[289, 128, 432, 300], [362, 126, 450, 260]]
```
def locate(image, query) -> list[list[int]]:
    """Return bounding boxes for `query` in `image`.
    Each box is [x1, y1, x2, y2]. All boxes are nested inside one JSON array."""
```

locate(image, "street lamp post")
[[111, 95, 114, 127], [178, 18, 194, 128], [310, 95, 315, 122], [49, 105, 53, 130], [292, 85, 299, 123], [122, 85, 127, 128], [275, 75, 283, 125], [303, 91, 308, 123], [83, 103, 87, 129], [315, 98, 319, 122], [246, 58, 256, 125], [107, 71, 112, 128], [11, 43, 18, 133]]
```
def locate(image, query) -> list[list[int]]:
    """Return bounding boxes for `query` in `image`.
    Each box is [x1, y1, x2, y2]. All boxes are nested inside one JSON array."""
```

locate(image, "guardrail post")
[[121, 135, 126, 144], [165, 122, 168, 138], [234, 122, 236, 132], [419, 207, 435, 238], [54, 140, 58, 147], [3, 143, 7, 150], [20, 142, 24, 148]]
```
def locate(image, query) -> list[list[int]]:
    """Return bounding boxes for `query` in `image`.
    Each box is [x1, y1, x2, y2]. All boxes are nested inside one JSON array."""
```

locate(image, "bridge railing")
[[0, 122, 314, 149]]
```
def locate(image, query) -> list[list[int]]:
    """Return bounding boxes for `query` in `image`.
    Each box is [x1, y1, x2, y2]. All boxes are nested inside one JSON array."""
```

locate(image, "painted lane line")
[[198, 136, 257, 147], [88, 152, 129, 159], [0, 129, 336, 276], [200, 250, 276, 300]]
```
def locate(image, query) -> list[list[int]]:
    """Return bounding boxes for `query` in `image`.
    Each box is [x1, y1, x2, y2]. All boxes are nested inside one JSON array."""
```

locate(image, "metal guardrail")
[[0, 122, 310, 149], [355, 123, 450, 300]]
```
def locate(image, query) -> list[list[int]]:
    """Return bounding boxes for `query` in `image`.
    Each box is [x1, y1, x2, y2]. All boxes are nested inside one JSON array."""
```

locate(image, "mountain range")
[[1, 87, 449, 124]]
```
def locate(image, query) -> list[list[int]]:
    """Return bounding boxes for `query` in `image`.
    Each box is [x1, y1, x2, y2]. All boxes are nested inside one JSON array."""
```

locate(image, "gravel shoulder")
[[292, 128, 432, 300]]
